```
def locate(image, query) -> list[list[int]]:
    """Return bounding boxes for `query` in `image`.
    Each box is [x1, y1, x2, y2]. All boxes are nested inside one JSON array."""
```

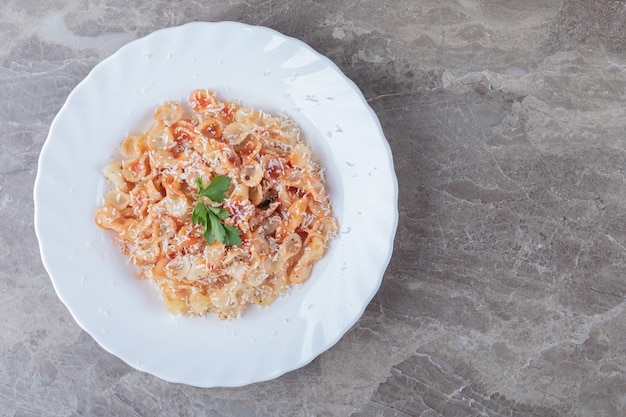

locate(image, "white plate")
[[34, 21, 397, 387]]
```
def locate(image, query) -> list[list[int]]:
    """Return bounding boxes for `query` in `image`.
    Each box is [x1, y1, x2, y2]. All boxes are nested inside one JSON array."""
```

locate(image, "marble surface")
[[2, 0, 626, 416]]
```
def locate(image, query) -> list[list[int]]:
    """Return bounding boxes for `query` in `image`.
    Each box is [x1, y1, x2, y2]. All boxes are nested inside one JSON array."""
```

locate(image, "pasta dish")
[[94, 89, 338, 319]]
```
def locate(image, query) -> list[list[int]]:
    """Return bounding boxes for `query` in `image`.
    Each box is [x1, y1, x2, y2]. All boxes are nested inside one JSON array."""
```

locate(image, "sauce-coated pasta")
[[94, 90, 338, 319]]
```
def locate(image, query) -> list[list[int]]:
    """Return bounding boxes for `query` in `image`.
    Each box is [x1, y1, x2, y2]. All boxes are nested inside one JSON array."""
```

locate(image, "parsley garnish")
[[192, 176, 242, 246]]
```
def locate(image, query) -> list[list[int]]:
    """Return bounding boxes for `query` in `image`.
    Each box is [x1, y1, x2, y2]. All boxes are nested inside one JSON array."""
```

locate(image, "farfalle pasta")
[[94, 89, 338, 319]]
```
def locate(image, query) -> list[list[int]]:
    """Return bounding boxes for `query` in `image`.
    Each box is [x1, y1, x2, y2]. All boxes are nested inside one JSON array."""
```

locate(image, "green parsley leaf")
[[191, 176, 242, 246], [223, 224, 243, 246], [191, 202, 209, 225], [207, 205, 229, 219], [208, 210, 225, 243], [202, 225, 214, 245], [197, 176, 231, 202]]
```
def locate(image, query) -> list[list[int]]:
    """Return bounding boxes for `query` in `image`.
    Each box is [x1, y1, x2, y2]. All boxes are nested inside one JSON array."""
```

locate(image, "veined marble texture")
[[2, 0, 626, 416]]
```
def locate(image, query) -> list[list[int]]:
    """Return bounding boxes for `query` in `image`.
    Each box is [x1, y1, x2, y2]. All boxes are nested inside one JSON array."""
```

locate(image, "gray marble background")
[[3, 0, 626, 416]]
